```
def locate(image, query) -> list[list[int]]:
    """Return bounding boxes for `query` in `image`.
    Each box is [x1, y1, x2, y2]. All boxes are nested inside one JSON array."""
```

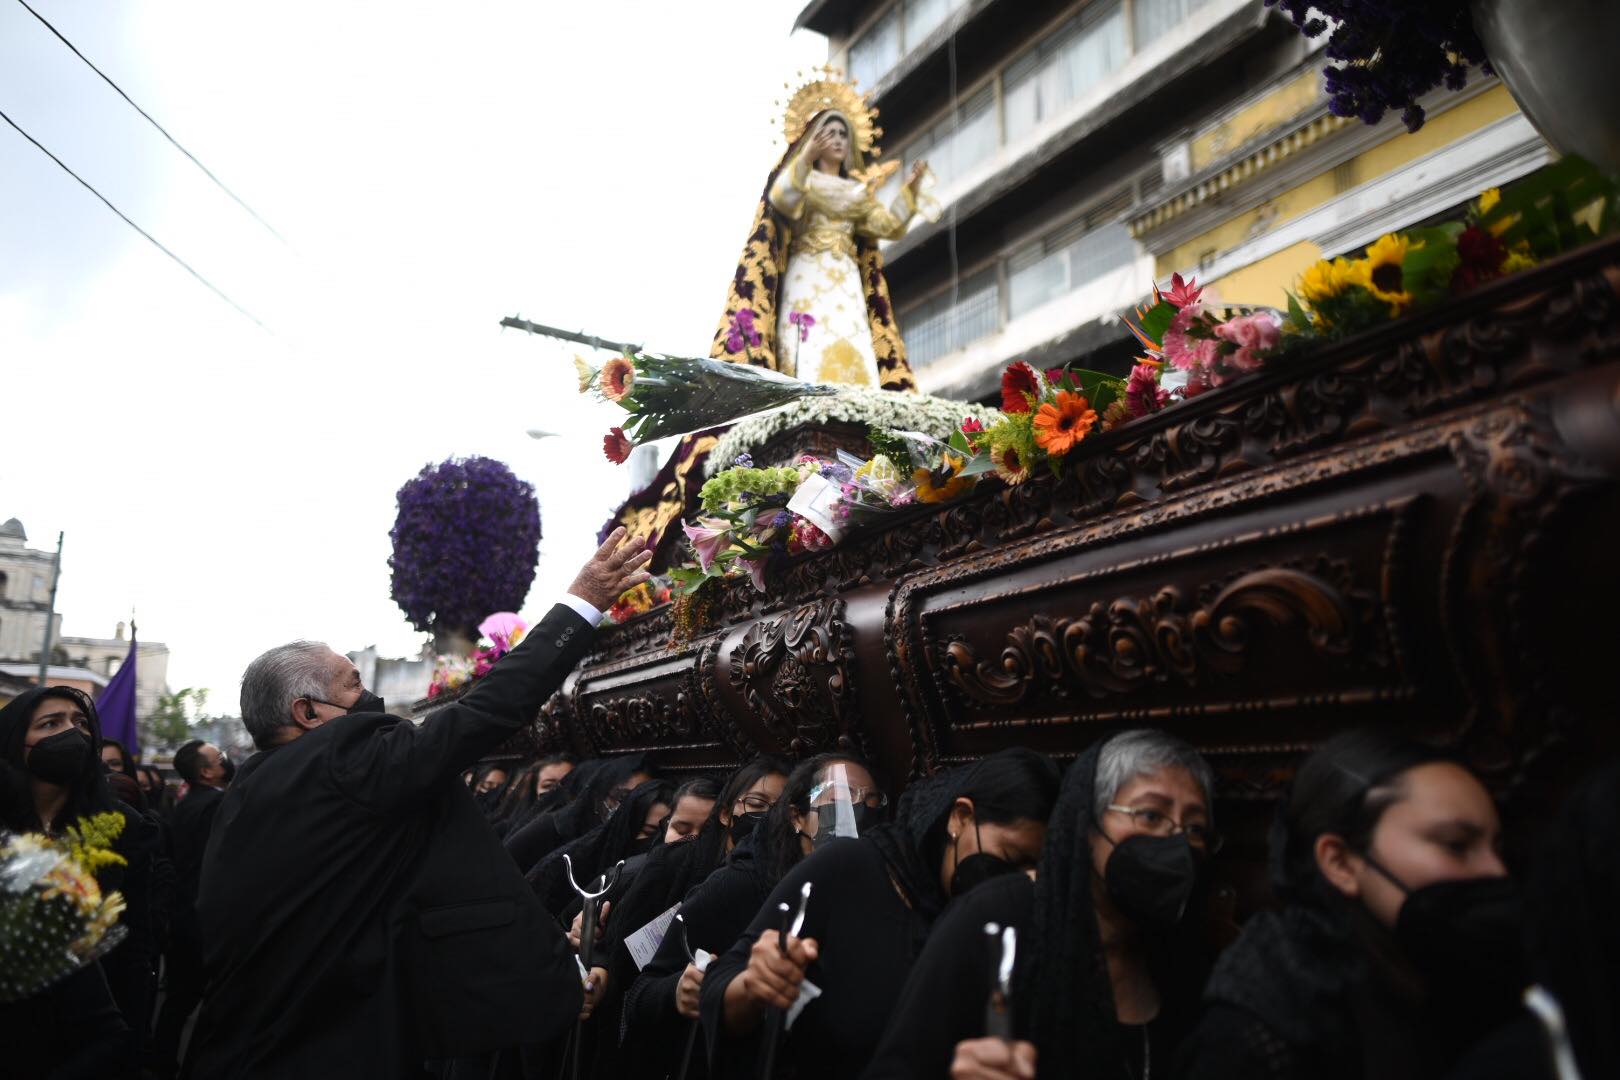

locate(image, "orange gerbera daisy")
[[600, 355, 636, 402], [1032, 391, 1097, 457]]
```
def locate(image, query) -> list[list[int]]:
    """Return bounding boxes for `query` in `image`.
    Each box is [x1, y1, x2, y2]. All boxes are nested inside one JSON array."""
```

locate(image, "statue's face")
[[819, 119, 849, 168]]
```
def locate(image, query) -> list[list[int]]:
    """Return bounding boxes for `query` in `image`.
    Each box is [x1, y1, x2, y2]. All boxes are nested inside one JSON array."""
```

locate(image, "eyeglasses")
[[808, 782, 888, 809], [1105, 804, 1223, 854], [733, 793, 777, 814]]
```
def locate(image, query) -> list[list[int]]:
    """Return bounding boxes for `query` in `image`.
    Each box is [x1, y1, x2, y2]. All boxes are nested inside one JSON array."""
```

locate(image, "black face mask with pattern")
[[27, 728, 92, 785]]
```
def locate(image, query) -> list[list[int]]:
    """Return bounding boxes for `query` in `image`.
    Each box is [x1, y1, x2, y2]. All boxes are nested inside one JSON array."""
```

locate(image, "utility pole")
[[499, 316, 643, 356], [37, 531, 63, 686]]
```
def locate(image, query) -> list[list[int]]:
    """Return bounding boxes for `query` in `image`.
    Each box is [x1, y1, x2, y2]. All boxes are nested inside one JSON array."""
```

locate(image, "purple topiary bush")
[[1268, 1, 1490, 132], [389, 456, 541, 644]]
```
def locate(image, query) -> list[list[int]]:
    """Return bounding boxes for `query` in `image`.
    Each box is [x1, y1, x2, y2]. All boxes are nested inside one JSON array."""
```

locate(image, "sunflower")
[[914, 453, 975, 504], [1360, 233, 1414, 310], [1298, 257, 1368, 304], [1032, 391, 1097, 458], [990, 441, 1030, 485], [600, 355, 636, 402]]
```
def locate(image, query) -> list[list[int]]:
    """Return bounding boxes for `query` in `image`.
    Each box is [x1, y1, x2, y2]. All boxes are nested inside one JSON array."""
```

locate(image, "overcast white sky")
[[1, 1, 825, 706]]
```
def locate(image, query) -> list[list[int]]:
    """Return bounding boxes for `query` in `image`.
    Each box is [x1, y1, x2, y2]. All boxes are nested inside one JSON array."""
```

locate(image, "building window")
[[1132, 0, 1213, 47], [903, 266, 1001, 368], [0, 570, 8, 599], [848, 0, 969, 91], [903, 0, 954, 44], [1008, 208, 1137, 320], [849, 5, 902, 90], [906, 85, 997, 189], [1003, 3, 1129, 144]]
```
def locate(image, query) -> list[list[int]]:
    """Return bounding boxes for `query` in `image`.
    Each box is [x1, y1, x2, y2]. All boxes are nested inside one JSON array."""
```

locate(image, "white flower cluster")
[[704, 388, 1002, 476]]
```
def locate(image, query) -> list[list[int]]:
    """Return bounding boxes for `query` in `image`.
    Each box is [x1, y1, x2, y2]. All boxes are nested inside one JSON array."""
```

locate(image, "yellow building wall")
[[1159, 84, 1525, 308]]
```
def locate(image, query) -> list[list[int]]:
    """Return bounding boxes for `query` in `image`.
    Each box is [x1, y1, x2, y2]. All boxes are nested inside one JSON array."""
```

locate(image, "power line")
[[1, 105, 273, 334], [17, 0, 287, 245]]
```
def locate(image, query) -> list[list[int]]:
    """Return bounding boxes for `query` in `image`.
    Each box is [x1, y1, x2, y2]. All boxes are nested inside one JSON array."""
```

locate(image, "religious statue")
[[712, 68, 932, 391]]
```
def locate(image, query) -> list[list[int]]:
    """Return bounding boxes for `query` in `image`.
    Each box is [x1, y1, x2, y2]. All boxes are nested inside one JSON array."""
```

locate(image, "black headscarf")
[[0, 685, 117, 833], [1525, 758, 1620, 1079], [1018, 738, 1211, 1079], [862, 765, 969, 925], [527, 777, 674, 917]]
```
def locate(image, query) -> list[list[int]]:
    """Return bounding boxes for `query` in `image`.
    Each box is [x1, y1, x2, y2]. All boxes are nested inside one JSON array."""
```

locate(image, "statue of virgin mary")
[[711, 69, 930, 391]]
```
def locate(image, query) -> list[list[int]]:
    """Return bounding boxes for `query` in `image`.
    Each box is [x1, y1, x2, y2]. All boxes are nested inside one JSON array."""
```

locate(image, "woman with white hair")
[[864, 729, 1220, 1080]]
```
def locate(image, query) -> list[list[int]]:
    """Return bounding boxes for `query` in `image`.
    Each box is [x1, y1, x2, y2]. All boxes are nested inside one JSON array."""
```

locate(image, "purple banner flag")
[[97, 629, 140, 758]]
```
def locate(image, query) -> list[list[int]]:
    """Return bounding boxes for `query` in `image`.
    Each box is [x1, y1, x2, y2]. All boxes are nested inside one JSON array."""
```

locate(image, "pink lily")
[[739, 556, 770, 592], [682, 517, 732, 574]]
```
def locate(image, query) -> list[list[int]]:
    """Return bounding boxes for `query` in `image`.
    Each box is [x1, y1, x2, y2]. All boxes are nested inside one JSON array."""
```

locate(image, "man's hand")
[[568, 901, 609, 952], [569, 527, 653, 613], [950, 1038, 1037, 1080], [579, 966, 609, 1021], [739, 928, 817, 1011], [675, 962, 705, 1019]]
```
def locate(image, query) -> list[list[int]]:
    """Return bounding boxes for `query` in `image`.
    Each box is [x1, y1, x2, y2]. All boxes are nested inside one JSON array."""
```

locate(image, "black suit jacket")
[[170, 784, 223, 941], [187, 603, 592, 1078]]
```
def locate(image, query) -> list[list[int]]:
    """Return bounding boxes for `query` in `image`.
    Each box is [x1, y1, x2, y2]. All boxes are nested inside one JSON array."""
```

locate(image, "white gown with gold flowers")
[[768, 154, 917, 386]]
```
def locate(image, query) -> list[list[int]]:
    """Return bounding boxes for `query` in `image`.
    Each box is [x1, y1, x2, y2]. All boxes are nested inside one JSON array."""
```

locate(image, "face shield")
[[808, 764, 887, 846]]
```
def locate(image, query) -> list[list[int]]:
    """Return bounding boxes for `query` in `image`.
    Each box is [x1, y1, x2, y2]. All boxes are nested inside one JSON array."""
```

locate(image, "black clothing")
[[616, 833, 762, 1080], [0, 963, 135, 1080], [864, 873, 1192, 1080], [527, 778, 674, 919], [154, 784, 225, 1075], [700, 837, 933, 1078], [1178, 902, 1430, 1080], [187, 603, 593, 1078], [99, 801, 169, 1043]]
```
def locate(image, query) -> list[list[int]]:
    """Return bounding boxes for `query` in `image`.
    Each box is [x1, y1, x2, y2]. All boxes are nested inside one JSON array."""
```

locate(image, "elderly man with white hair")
[[186, 529, 651, 1079]]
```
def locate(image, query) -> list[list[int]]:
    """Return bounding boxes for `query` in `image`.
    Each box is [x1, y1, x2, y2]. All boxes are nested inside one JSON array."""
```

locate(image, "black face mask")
[[729, 810, 767, 845], [624, 834, 656, 858], [26, 728, 92, 785], [1104, 833, 1198, 928], [1369, 861, 1525, 994], [348, 689, 385, 716], [950, 823, 1022, 898]]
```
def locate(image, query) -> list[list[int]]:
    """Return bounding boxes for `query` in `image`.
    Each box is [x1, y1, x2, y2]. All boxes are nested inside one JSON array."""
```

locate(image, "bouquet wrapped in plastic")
[[576, 350, 838, 463], [676, 429, 993, 594], [0, 813, 129, 1002]]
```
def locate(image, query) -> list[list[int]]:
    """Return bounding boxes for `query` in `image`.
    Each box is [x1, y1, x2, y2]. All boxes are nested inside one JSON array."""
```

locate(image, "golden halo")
[[776, 65, 883, 156]]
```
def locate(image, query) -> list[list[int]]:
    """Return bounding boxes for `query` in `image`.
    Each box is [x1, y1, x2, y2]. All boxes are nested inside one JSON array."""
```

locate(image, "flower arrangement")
[[1281, 158, 1620, 340], [574, 342, 839, 463], [675, 437, 982, 593], [705, 386, 1001, 478], [604, 578, 674, 625], [1267, 0, 1489, 132], [427, 611, 528, 698], [1, 813, 129, 1002], [390, 457, 541, 648], [972, 361, 1127, 481]]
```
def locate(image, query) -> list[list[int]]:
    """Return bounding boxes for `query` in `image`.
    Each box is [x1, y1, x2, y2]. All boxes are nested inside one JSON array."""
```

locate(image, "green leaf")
[[1402, 225, 1462, 304], [956, 452, 999, 479], [1285, 291, 1311, 334], [1069, 368, 1126, 415], [1133, 299, 1178, 344], [947, 429, 972, 455]]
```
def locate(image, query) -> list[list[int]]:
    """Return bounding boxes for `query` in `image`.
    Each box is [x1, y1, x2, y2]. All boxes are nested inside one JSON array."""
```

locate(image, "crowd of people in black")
[[2, 529, 1615, 1079]]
